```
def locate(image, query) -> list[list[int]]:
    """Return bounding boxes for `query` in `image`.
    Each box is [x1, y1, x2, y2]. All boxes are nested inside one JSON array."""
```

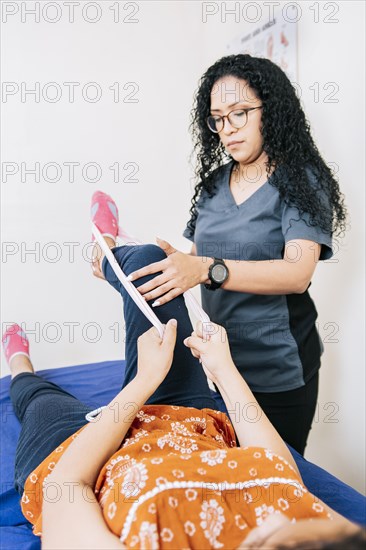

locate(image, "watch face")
[[212, 264, 228, 283]]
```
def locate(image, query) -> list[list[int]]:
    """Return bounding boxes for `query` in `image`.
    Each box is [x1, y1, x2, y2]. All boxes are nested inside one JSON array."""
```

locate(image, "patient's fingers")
[[184, 338, 201, 360], [195, 321, 204, 338], [190, 349, 201, 359], [183, 334, 205, 354]]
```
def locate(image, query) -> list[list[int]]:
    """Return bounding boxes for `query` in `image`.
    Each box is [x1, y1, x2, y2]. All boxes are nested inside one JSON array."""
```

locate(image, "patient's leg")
[[9, 370, 95, 495], [101, 243, 217, 409], [3, 324, 96, 495]]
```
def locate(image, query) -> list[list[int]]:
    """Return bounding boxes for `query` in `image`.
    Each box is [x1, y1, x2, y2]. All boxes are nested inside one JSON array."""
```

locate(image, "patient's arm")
[[215, 362, 303, 479], [190, 243, 197, 256], [184, 321, 302, 479], [43, 321, 177, 549], [42, 374, 149, 549], [42, 483, 127, 549]]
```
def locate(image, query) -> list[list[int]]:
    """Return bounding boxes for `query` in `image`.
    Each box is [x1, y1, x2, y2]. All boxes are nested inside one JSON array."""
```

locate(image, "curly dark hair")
[[187, 54, 347, 239]]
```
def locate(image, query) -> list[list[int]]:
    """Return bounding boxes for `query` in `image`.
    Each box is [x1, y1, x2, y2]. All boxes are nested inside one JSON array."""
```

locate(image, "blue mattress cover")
[[1, 360, 365, 550]]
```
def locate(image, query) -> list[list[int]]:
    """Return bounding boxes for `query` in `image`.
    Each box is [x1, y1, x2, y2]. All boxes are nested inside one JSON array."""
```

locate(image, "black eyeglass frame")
[[206, 106, 263, 133]]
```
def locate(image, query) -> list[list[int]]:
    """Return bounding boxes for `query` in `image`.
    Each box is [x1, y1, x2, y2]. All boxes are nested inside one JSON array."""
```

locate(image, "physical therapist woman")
[[128, 54, 347, 455]]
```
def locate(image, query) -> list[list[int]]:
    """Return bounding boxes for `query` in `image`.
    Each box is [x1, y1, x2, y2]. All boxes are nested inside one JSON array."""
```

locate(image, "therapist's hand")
[[127, 238, 210, 306]]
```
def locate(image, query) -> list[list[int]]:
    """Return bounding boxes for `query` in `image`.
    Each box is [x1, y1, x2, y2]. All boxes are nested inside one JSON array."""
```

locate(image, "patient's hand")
[[183, 321, 235, 385], [236, 513, 361, 549], [235, 513, 290, 548], [136, 319, 177, 391]]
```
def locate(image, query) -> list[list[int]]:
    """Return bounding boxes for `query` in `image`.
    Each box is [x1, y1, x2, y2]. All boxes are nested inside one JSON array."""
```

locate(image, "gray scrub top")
[[183, 160, 333, 392]]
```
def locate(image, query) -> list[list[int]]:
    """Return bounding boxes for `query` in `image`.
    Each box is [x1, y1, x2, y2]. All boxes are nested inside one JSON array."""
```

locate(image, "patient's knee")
[[139, 243, 167, 261], [114, 244, 167, 276], [129, 244, 167, 270]]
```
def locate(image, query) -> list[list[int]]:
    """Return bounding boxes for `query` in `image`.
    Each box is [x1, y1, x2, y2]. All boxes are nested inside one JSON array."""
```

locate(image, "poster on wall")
[[226, 7, 298, 83]]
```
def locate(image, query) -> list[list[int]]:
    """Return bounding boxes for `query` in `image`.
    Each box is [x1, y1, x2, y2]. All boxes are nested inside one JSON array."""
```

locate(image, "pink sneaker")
[[91, 191, 119, 242], [2, 323, 30, 365]]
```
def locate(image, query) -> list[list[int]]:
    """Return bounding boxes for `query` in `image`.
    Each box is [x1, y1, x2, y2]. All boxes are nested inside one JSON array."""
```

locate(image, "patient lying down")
[[3, 193, 365, 549]]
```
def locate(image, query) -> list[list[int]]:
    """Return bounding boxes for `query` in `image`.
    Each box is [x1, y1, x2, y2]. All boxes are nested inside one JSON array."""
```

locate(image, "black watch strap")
[[204, 258, 228, 291], [204, 279, 221, 291]]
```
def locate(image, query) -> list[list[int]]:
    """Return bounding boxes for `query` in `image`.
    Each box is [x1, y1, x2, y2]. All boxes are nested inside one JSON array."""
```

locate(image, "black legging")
[[214, 370, 319, 455], [253, 371, 319, 455]]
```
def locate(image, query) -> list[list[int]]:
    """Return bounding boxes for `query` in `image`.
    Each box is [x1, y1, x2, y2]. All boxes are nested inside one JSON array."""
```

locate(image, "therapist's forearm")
[[48, 375, 154, 487], [196, 257, 311, 294], [194, 240, 321, 294], [225, 258, 310, 294]]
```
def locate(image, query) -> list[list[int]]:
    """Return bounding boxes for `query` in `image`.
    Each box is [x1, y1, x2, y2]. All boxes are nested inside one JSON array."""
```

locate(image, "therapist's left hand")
[[127, 237, 207, 306]]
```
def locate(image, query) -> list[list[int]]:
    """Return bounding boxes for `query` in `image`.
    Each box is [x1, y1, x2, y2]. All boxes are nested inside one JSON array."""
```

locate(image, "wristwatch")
[[204, 258, 229, 291]]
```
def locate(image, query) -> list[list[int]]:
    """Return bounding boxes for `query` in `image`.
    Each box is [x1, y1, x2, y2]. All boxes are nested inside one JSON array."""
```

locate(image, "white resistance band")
[[85, 223, 214, 422]]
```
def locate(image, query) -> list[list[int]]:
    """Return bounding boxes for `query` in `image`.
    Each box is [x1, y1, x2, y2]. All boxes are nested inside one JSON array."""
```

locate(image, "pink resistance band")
[[85, 224, 215, 422]]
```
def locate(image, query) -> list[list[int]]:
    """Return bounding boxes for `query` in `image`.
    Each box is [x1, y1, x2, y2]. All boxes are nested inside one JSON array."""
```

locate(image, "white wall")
[[1, 1, 365, 494], [1, 0, 203, 371]]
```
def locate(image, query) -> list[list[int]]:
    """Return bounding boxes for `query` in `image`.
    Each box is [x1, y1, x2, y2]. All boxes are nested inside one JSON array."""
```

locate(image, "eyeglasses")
[[206, 106, 263, 133]]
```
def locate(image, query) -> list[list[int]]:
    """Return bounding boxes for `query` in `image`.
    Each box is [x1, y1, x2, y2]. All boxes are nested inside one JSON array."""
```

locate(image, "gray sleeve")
[[281, 203, 333, 260]]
